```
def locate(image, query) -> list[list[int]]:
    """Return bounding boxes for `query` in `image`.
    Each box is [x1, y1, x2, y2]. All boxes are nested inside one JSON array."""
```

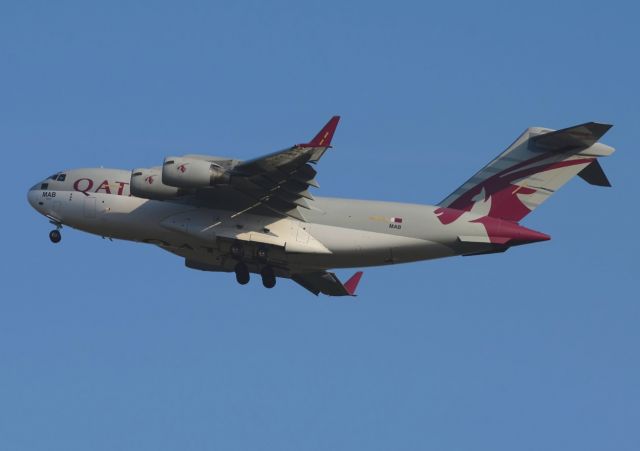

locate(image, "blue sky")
[[2, 1, 639, 450]]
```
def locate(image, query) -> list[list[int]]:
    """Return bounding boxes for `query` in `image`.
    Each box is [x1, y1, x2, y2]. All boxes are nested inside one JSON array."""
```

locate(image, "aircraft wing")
[[291, 270, 363, 296], [224, 116, 340, 220]]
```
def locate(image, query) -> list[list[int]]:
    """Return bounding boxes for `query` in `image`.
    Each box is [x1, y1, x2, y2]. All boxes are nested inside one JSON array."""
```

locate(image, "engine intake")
[[162, 156, 230, 188], [130, 167, 183, 200]]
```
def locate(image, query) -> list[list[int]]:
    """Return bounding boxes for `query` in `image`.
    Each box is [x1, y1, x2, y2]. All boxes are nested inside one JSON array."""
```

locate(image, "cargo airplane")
[[27, 117, 614, 296]]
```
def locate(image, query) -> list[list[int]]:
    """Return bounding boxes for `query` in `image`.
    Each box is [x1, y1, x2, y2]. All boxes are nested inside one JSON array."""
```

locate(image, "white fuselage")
[[28, 168, 495, 276]]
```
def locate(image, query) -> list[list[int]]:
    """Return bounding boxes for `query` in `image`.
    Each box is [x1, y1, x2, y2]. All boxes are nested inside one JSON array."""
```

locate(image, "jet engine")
[[130, 167, 183, 200], [162, 156, 230, 188]]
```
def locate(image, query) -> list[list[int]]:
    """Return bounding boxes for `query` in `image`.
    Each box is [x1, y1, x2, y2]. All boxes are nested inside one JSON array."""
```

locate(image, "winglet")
[[301, 116, 341, 148], [343, 271, 363, 296]]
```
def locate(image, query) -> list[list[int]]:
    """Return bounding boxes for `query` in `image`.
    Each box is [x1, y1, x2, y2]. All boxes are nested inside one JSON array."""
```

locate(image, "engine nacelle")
[[130, 167, 183, 200], [162, 156, 230, 189]]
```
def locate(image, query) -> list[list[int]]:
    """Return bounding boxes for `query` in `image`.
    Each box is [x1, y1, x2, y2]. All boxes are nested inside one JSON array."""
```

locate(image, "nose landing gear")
[[49, 229, 62, 243], [48, 220, 62, 243]]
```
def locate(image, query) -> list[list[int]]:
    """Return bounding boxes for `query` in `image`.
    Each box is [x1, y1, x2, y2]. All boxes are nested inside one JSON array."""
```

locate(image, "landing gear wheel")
[[261, 266, 276, 289], [256, 245, 268, 263], [49, 229, 61, 243], [234, 262, 250, 285]]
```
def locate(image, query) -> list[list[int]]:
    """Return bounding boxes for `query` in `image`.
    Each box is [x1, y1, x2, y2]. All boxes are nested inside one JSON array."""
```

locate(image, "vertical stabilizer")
[[437, 122, 614, 224]]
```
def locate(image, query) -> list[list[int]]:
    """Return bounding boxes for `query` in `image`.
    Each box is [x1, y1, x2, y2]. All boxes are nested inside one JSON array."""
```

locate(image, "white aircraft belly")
[[290, 223, 455, 269]]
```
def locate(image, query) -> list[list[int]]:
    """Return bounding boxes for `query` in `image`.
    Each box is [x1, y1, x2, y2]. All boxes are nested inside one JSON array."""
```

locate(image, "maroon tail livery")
[[437, 122, 614, 224]]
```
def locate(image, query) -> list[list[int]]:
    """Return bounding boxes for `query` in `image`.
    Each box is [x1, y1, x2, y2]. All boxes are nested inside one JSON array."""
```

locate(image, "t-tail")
[[436, 122, 615, 227]]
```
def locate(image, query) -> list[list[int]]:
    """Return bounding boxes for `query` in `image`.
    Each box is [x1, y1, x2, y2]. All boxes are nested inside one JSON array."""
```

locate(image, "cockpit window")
[[40, 183, 49, 190], [56, 173, 66, 181], [49, 173, 59, 180]]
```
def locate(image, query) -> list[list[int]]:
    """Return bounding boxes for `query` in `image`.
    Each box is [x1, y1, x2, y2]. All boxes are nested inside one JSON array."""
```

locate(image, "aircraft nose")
[[27, 184, 43, 211]]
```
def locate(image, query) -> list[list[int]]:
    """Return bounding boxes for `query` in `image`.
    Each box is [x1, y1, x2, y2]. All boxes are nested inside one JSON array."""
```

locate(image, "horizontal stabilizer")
[[531, 122, 612, 152], [578, 160, 612, 187]]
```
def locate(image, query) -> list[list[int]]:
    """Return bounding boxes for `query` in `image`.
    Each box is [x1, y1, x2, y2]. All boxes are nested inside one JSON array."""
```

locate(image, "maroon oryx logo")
[[144, 175, 154, 184], [177, 163, 188, 173]]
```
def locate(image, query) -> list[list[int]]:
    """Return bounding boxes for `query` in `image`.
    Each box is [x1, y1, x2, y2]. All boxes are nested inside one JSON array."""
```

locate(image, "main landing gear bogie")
[[256, 245, 268, 263], [231, 242, 277, 289], [234, 262, 250, 285], [260, 266, 276, 289]]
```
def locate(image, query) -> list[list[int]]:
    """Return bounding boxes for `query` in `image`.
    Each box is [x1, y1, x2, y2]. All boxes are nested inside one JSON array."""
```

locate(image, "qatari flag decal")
[[390, 217, 403, 223]]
